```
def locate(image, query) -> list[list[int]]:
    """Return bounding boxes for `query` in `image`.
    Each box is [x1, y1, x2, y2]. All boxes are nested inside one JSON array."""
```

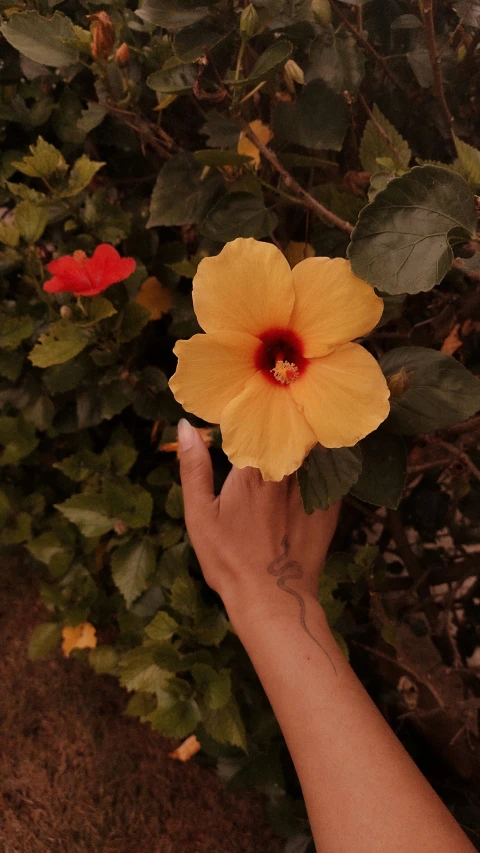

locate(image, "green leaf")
[[200, 696, 247, 751], [27, 531, 73, 577], [298, 444, 363, 513], [193, 150, 253, 167], [348, 166, 477, 294], [60, 155, 105, 198], [105, 481, 153, 529], [119, 646, 172, 693], [306, 27, 364, 93], [200, 110, 240, 148], [55, 494, 114, 537], [456, 0, 480, 27], [407, 45, 433, 89], [454, 134, 480, 190], [80, 297, 117, 327], [88, 646, 119, 675], [2, 511, 32, 545], [0, 351, 24, 382], [28, 622, 61, 661], [200, 192, 278, 241], [82, 191, 132, 245], [194, 607, 228, 646], [350, 432, 406, 509], [147, 63, 198, 94], [165, 483, 184, 519], [135, 0, 211, 29], [0, 11, 79, 68], [0, 416, 38, 465], [232, 40, 292, 87], [145, 610, 180, 641], [173, 19, 228, 62], [274, 80, 349, 151], [111, 539, 156, 608], [0, 222, 20, 248], [147, 154, 223, 228], [380, 346, 480, 433], [359, 105, 411, 174], [171, 575, 198, 616], [0, 313, 33, 350], [29, 320, 89, 368], [13, 136, 66, 179], [192, 663, 231, 710], [15, 200, 48, 244], [147, 697, 200, 738]]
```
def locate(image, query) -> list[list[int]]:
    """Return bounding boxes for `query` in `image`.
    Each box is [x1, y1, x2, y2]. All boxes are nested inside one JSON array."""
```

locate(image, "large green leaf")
[[12, 136, 66, 179], [273, 80, 349, 151], [147, 63, 198, 94], [199, 696, 247, 751], [147, 154, 223, 227], [306, 27, 364, 93], [145, 611, 180, 641], [200, 192, 278, 241], [232, 40, 293, 87], [380, 346, 480, 434], [0, 416, 38, 465], [111, 539, 156, 608], [192, 663, 231, 710], [297, 445, 363, 513], [147, 697, 200, 738], [359, 105, 411, 174], [1, 11, 79, 68], [455, 0, 480, 27], [55, 494, 114, 537], [29, 321, 89, 368], [0, 314, 33, 350], [173, 19, 229, 62], [119, 646, 172, 693], [348, 166, 477, 294], [135, 0, 211, 29], [350, 431, 406, 509], [454, 134, 480, 190]]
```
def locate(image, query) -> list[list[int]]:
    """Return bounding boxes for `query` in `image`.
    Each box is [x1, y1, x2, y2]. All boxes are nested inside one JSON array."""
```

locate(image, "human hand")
[[177, 419, 340, 623]]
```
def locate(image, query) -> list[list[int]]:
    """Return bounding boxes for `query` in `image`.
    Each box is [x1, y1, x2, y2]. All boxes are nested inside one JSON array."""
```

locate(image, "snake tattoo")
[[267, 535, 337, 675]]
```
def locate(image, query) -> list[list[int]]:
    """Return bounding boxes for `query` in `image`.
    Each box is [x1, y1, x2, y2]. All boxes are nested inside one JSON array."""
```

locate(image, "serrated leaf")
[[27, 531, 73, 577], [135, 0, 211, 29], [145, 610, 180, 641], [171, 575, 198, 616], [0, 221, 20, 248], [0, 416, 38, 465], [88, 645, 118, 675], [111, 539, 156, 607], [0, 313, 33, 350], [165, 483, 184, 519], [0, 351, 24, 382], [117, 303, 151, 343], [380, 346, 480, 433], [200, 696, 247, 751], [29, 320, 89, 368], [306, 27, 364, 93], [359, 105, 411, 174], [350, 431, 406, 509], [55, 494, 113, 537], [200, 192, 278, 241], [1, 11, 79, 68], [200, 110, 240, 148], [105, 481, 153, 529], [274, 80, 349, 151], [60, 155, 105, 198], [147, 697, 200, 738], [348, 166, 477, 294], [454, 134, 480, 189], [298, 445, 363, 513], [119, 646, 172, 693], [147, 154, 223, 228], [79, 297, 117, 327], [15, 200, 48, 244], [455, 0, 480, 27], [28, 622, 62, 661], [2, 511, 32, 545], [195, 608, 229, 646], [192, 663, 231, 710], [232, 40, 292, 87]]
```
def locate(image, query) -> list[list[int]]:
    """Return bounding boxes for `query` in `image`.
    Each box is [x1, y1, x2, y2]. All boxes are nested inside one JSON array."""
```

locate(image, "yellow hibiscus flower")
[[169, 238, 390, 482]]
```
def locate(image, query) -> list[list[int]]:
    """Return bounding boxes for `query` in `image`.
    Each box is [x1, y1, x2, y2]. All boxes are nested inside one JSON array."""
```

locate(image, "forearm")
[[226, 592, 475, 853]]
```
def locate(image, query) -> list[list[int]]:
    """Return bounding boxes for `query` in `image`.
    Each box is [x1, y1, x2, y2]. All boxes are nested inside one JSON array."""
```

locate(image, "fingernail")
[[178, 418, 194, 452]]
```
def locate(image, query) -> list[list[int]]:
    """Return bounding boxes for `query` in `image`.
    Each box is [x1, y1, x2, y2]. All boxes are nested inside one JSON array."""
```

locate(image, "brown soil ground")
[[0, 561, 283, 853]]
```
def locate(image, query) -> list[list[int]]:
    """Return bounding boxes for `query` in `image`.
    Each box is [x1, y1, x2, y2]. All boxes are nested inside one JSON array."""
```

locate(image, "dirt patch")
[[0, 562, 282, 853]]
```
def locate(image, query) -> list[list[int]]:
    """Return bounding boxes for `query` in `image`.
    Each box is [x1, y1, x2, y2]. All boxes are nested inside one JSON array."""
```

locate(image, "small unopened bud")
[[311, 0, 332, 26], [284, 59, 305, 92], [115, 42, 130, 66], [387, 367, 412, 398], [240, 4, 260, 39], [60, 305, 73, 320], [114, 520, 127, 536], [87, 11, 115, 61]]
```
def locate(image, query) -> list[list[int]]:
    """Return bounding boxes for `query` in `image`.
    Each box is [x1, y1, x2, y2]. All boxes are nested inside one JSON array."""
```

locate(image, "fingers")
[[178, 419, 215, 523]]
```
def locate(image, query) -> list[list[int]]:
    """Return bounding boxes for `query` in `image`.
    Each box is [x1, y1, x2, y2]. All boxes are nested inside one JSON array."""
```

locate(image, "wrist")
[[223, 584, 330, 638]]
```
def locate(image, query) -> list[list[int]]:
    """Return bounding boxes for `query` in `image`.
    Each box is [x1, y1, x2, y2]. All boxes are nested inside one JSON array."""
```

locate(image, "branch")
[[387, 508, 423, 581], [423, 0, 455, 137], [327, 0, 409, 95], [242, 123, 353, 233], [431, 438, 480, 483]]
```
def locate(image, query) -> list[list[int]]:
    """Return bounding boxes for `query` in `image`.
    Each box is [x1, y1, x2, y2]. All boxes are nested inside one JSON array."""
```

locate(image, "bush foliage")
[[1, 0, 480, 847]]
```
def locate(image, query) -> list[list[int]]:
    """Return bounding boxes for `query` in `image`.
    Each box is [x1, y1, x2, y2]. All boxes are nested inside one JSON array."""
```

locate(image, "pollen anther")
[[271, 360, 300, 385]]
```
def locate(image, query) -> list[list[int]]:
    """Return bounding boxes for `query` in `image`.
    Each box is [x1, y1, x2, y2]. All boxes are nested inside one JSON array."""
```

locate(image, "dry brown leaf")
[[238, 120, 273, 169], [136, 277, 173, 321], [62, 623, 97, 658], [159, 428, 214, 459], [284, 241, 315, 268], [87, 12, 115, 61], [168, 735, 201, 762], [441, 323, 462, 356]]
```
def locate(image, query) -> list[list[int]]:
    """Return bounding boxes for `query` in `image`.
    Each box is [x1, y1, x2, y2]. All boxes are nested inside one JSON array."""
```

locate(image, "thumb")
[[178, 418, 215, 519]]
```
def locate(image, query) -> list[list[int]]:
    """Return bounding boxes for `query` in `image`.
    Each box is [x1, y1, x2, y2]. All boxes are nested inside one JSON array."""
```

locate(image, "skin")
[[177, 419, 475, 853]]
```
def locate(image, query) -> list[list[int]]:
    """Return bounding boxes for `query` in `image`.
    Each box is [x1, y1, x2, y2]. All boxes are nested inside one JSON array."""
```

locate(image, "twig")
[[358, 93, 405, 166], [387, 509, 423, 581], [242, 122, 354, 233], [422, 0, 455, 137], [407, 456, 451, 474], [327, 0, 409, 95], [452, 258, 480, 282], [351, 641, 446, 710], [444, 415, 480, 437], [431, 438, 480, 483]]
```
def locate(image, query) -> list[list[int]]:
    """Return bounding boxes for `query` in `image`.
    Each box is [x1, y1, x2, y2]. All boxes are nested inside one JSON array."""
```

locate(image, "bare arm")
[[178, 419, 475, 853]]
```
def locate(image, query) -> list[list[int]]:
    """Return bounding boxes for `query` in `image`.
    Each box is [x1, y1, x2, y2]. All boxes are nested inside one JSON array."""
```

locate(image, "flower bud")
[[311, 0, 332, 26], [284, 58, 305, 92], [115, 42, 130, 66], [240, 4, 260, 39], [87, 11, 115, 61], [114, 520, 127, 536], [59, 304, 73, 320], [387, 367, 412, 398]]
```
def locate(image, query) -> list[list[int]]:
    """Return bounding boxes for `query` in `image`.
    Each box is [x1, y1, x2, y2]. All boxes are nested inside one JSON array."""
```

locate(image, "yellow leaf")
[[284, 241, 315, 268], [441, 323, 462, 356], [237, 120, 273, 170], [62, 623, 97, 658], [168, 734, 201, 762], [136, 277, 172, 321]]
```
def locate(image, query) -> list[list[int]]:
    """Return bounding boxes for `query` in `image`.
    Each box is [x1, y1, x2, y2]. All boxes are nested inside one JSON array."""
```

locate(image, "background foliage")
[[1, 0, 480, 848]]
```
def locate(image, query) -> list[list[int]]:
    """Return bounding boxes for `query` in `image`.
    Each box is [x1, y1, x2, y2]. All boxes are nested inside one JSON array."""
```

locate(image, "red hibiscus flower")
[[44, 244, 136, 297]]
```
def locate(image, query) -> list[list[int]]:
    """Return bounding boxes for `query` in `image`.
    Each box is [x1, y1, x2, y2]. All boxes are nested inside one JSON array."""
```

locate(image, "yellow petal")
[[168, 734, 201, 762], [289, 257, 384, 357], [193, 238, 294, 336], [62, 623, 97, 658], [220, 372, 317, 481], [237, 120, 273, 169], [290, 343, 390, 448], [136, 276, 172, 320], [284, 240, 315, 268], [169, 331, 259, 423]]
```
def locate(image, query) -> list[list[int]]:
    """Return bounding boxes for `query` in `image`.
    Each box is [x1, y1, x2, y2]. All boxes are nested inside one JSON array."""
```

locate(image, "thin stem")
[[258, 176, 305, 206], [234, 37, 247, 83], [431, 438, 480, 483], [358, 92, 406, 166], [422, 0, 455, 137], [239, 79, 267, 104]]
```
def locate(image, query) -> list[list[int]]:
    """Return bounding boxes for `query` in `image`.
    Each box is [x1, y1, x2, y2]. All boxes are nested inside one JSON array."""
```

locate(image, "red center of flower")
[[254, 328, 307, 386]]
